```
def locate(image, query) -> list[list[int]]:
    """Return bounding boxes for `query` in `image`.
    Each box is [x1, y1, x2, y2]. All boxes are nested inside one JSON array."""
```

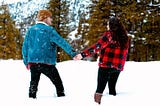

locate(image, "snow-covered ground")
[[0, 60, 160, 106]]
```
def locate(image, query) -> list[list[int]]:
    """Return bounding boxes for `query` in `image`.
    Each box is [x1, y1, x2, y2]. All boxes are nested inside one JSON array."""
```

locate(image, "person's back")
[[24, 23, 57, 65], [23, 22, 76, 65], [98, 31, 129, 71], [22, 10, 77, 99]]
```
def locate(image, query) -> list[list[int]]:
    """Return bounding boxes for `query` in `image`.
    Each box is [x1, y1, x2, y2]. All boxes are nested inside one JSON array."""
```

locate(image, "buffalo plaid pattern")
[[81, 31, 129, 71]]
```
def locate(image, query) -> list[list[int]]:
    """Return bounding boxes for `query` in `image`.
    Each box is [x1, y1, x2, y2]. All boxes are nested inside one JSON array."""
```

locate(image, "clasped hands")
[[73, 54, 83, 60]]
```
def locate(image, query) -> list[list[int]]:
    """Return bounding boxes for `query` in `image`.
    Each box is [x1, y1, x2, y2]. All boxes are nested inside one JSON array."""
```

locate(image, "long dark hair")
[[109, 17, 129, 49]]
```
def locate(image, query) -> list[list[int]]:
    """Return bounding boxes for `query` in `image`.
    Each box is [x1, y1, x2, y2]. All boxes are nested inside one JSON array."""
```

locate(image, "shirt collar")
[[36, 21, 49, 26]]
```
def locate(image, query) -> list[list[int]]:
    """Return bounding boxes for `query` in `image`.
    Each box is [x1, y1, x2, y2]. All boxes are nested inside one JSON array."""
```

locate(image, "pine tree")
[[0, 4, 23, 59], [73, 4, 89, 51], [142, 2, 160, 61], [87, 0, 109, 46], [47, 0, 71, 62], [76, 12, 90, 51]]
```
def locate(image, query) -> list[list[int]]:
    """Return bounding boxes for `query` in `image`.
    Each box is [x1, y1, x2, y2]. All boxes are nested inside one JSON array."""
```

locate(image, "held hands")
[[73, 54, 83, 60]]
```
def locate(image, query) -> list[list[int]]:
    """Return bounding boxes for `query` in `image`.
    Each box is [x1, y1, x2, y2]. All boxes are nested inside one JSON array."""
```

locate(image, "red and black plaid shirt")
[[81, 31, 129, 71]]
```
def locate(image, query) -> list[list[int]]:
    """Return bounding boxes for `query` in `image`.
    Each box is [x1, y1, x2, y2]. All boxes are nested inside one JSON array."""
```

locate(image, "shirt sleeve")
[[81, 32, 111, 58], [50, 28, 77, 57]]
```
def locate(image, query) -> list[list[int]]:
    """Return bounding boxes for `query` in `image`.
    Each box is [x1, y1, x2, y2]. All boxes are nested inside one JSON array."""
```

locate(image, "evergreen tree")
[[87, 0, 109, 46], [122, 0, 160, 61], [73, 4, 89, 50], [0, 4, 23, 59], [47, 0, 71, 62], [142, 2, 160, 61], [76, 12, 90, 51]]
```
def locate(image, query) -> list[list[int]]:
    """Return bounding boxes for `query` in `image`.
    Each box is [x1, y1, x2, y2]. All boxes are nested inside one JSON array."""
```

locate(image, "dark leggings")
[[29, 63, 64, 95], [96, 67, 120, 94]]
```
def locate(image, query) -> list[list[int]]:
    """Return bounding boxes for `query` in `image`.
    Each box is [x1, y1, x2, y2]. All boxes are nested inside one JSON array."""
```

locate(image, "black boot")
[[109, 90, 116, 96], [55, 83, 65, 97], [57, 92, 65, 97], [29, 92, 36, 99], [29, 83, 38, 99]]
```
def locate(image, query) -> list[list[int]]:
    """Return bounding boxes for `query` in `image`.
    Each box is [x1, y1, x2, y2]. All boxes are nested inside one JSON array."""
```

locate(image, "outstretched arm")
[[79, 32, 111, 59], [50, 28, 77, 57]]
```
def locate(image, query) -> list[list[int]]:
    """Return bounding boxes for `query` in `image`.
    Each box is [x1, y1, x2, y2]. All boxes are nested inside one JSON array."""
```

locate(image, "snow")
[[0, 59, 160, 106]]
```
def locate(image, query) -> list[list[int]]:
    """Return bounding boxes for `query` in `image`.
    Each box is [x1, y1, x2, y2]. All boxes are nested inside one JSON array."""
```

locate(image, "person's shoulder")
[[102, 31, 112, 38], [28, 24, 40, 30], [27, 24, 35, 29], [101, 31, 112, 42], [44, 25, 53, 30], [103, 31, 111, 35]]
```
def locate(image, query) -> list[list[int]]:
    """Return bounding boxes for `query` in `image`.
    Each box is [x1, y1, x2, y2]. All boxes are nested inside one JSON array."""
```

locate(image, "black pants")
[[29, 63, 64, 97], [96, 67, 120, 95]]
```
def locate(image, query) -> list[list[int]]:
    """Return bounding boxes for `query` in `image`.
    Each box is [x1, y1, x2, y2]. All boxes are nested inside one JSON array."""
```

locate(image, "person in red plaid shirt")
[[73, 17, 129, 104]]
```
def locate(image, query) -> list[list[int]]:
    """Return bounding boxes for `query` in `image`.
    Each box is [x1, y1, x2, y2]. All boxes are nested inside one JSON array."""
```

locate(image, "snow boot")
[[57, 92, 65, 97], [109, 90, 116, 96], [29, 92, 36, 99], [94, 93, 102, 104], [29, 83, 37, 99]]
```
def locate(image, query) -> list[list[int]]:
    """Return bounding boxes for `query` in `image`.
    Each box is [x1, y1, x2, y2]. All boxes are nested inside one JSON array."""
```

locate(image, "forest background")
[[0, 0, 159, 62]]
